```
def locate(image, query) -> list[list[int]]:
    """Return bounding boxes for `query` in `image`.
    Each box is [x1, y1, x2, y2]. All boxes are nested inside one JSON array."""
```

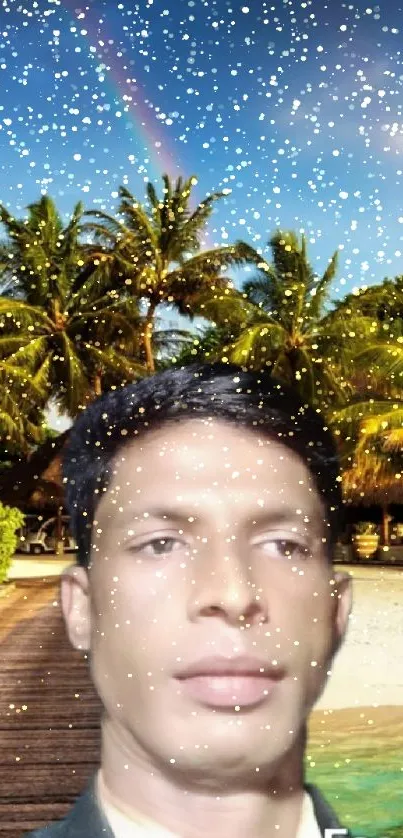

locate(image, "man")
[[25, 362, 353, 838]]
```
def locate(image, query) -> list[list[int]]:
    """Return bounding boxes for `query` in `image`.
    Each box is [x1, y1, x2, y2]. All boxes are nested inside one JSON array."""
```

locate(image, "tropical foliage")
[[80, 175, 260, 371], [0, 501, 25, 584], [174, 230, 383, 409], [0, 195, 147, 417], [0, 180, 402, 516], [325, 277, 403, 499], [0, 356, 48, 451]]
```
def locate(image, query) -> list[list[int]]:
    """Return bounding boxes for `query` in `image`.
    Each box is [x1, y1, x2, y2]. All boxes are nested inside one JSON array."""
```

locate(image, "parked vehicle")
[[16, 515, 44, 553], [19, 515, 78, 555]]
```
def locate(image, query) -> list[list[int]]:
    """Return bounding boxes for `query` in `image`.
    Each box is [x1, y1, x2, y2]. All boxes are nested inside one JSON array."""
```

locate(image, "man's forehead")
[[102, 419, 317, 491], [98, 452, 322, 525], [110, 416, 309, 458]]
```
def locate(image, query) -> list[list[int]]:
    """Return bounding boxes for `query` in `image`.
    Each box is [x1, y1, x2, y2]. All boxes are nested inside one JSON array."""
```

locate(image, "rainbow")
[[58, 2, 215, 250], [59, 1, 182, 180]]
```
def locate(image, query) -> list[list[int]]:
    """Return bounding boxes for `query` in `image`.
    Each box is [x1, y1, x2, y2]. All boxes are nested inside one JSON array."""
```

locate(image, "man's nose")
[[187, 536, 269, 627]]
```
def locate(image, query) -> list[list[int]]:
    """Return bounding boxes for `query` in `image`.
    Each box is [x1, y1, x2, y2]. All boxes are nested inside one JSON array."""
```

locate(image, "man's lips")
[[174, 654, 284, 679], [174, 656, 284, 708]]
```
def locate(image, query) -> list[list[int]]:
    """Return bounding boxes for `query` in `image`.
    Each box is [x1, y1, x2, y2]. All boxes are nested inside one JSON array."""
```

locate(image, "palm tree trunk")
[[288, 346, 299, 381], [52, 298, 63, 330], [94, 373, 102, 397], [143, 299, 157, 374], [381, 505, 390, 546]]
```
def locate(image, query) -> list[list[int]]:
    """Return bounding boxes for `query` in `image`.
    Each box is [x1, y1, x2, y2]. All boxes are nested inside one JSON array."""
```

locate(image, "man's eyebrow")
[[247, 509, 318, 526], [123, 506, 318, 527], [126, 507, 194, 525]]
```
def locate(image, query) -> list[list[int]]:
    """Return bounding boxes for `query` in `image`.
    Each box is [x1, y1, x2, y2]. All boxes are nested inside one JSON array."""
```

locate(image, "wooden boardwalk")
[[0, 579, 102, 838]]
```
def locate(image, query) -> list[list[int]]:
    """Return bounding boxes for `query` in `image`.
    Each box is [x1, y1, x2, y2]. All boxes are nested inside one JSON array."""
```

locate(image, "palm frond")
[[146, 181, 160, 213], [360, 405, 403, 438], [179, 192, 225, 251], [0, 298, 53, 331], [79, 221, 121, 243], [1, 333, 49, 369], [0, 335, 31, 358], [78, 311, 141, 356], [0, 205, 27, 239], [313, 362, 351, 408], [354, 342, 403, 380], [304, 250, 339, 320], [382, 429, 403, 451], [117, 190, 158, 251], [66, 249, 143, 309], [328, 398, 398, 428], [241, 272, 277, 310], [32, 353, 53, 393], [225, 322, 289, 367], [180, 287, 259, 326], [166, 242, 261, 293], [0, 359, 48, 407], [82, 343, 146, 379], [0, 408, 28, 450]]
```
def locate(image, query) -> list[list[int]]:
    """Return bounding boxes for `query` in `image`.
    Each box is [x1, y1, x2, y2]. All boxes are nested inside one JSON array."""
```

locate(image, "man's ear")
[[331, 570, 352, 658], [60, 564, 92, 652]]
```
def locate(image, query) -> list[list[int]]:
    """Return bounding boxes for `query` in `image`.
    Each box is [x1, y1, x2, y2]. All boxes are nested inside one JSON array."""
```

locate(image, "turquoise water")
[[307, 756, 403, 837]]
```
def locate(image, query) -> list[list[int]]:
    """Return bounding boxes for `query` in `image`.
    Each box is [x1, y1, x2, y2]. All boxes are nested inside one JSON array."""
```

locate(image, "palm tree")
[[0, 195, 85, 301], [327, 272, 403, 464], [178, 230, 379, 408], [80, 175, 260, 373], [0, 196, 147, 416]]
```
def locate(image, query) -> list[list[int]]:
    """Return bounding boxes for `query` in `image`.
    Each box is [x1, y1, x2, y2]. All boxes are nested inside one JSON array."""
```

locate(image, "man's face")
[[62, 417, 351, 782]]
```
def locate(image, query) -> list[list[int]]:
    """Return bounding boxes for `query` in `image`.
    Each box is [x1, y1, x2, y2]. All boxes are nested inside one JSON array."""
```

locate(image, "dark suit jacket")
[[23, 773, 352, 837]]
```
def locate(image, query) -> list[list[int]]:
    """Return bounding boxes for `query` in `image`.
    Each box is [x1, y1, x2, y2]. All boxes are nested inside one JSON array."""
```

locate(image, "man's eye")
[[260, 539, 311, 559], [134, 538, 183, 557]]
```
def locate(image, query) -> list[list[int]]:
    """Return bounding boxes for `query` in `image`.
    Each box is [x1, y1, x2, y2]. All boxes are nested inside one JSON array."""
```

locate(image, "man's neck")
[[98, 723, 307, 838]]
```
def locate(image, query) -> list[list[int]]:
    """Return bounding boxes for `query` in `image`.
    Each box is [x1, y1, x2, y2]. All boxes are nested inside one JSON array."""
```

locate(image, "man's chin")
[[158, 749, 287, 790], [151, 725, 300, 782]]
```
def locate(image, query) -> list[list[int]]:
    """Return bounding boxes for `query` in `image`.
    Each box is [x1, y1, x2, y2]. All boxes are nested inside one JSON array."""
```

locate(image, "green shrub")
[[0, 502, 25, 584]]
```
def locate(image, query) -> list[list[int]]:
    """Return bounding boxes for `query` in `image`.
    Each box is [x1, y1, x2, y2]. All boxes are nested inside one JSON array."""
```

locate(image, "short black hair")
[[62, 362, 343, 568]]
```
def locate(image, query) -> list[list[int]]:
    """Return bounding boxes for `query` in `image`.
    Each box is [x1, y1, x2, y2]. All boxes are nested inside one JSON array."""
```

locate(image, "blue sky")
[[1, 0, 403, 428]]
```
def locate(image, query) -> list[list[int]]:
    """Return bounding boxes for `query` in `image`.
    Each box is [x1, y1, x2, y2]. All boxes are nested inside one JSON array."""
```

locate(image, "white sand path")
[[318, 565, 403, 709]]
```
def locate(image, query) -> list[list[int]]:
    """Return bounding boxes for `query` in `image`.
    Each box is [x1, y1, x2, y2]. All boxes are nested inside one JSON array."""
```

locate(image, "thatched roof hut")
[[342, 452, 403, 542], [342, 449, 403, 507], [342, 472, 403, 507]]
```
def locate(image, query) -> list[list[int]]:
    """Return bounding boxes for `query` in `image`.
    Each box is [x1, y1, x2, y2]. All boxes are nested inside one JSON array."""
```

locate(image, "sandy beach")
[[317, 564, 403, 709]]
